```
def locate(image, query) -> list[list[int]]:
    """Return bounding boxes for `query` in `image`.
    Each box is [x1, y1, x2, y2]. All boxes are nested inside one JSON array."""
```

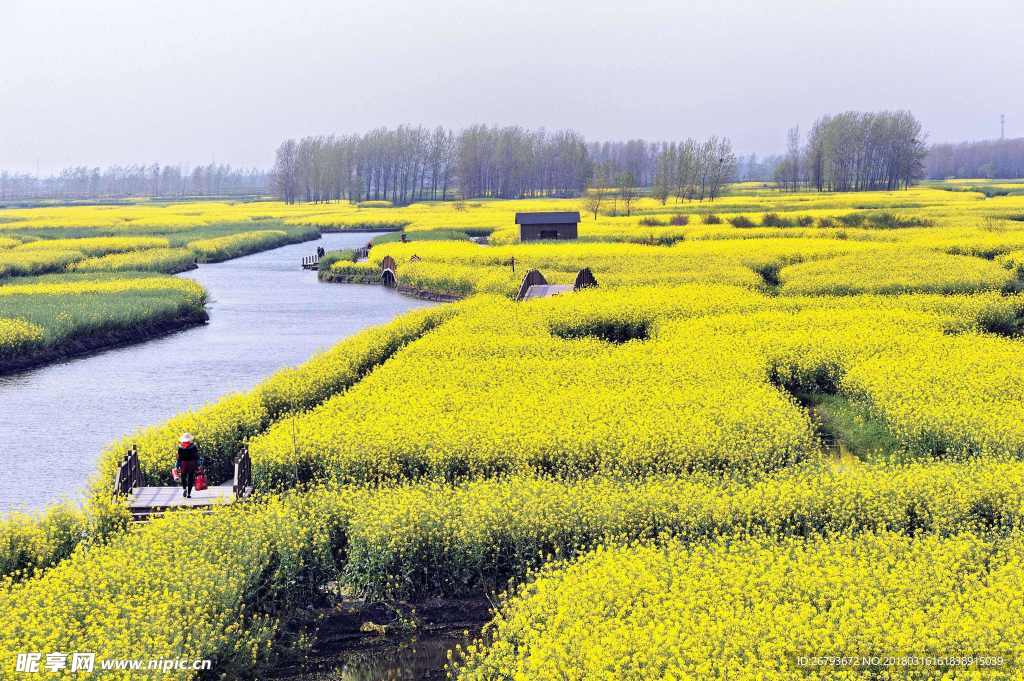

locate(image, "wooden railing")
[[113, 445, 253, 500], [233, 447, 253, 499], [112, 446, 144, 497], [302, 254, 320, 269]]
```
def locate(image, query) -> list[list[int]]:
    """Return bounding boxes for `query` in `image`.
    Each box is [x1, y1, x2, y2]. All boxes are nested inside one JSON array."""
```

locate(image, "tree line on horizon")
[[0, 164, 269, 203], [927, 137, 1024, 180], [4, 112, 1022, 204]]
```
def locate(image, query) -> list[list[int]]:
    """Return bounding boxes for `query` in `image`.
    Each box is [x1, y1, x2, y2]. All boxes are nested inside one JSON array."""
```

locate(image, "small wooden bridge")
[[301, 254, 320, 270], [113, 447, 254, 521], [516, 268, 599, 301]]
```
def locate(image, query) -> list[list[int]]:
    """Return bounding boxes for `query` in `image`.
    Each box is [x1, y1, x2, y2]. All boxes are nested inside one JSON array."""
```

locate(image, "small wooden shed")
[[516, 212, 580, 241]]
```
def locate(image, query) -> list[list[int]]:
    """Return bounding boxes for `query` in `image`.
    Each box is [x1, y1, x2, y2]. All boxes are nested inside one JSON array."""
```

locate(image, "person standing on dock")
[[176, 433, 200, 498]]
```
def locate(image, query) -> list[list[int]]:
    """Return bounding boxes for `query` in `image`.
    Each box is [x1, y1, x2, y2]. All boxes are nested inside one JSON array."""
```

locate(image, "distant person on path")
[[177, 433, 200, 498], [317, 246, 325, 258]]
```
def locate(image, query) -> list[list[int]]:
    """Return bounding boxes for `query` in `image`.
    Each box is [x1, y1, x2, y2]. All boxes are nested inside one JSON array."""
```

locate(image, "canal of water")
[[0, 233, 434, 514]]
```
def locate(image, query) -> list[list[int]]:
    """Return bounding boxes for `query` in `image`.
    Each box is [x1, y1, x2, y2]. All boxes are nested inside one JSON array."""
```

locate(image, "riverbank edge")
[[318, 272, 466, 303], [0, 308, 209, 377], [192, 230, 322, 263], [319, 225, 404, 233]]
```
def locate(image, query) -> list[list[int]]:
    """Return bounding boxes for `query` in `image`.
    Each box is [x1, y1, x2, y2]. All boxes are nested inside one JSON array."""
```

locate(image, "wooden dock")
[[113, 447, 254, 521]]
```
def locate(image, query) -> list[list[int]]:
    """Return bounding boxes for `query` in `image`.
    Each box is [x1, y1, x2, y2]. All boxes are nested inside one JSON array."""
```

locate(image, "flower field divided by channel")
[[93, 304, 458, 495], [4, 184, 1024, 678], [186, 227, 319, 262], [0, 275, 208, 360], [0, 203, 324, 370]]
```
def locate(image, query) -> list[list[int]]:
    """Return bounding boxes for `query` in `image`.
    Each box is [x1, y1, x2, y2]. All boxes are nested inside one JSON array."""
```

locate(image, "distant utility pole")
[[1001, 114, 1006, 140]]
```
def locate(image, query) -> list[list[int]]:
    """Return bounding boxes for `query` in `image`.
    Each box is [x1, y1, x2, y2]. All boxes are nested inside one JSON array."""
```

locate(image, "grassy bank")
[[0, 274, 208, 374]]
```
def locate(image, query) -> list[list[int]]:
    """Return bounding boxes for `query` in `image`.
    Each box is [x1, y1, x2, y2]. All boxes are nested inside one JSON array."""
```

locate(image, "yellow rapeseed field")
[[0, 249, 84, 278], [14, 236, 169, 256], [455, 532, 1024, 680], [0, 318, 44, 358], [4, 183, 1024, 678], [67, 247, 196, 273]]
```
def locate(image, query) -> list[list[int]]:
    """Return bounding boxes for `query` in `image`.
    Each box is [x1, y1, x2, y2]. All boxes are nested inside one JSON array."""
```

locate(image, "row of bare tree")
[[272, 127, 457, 205], [0, 164, 269, 202], [774, 111, 928, 192], [649, 137, 738, 203], [272, 125, 598, 204], [272, 127, 741, 205]]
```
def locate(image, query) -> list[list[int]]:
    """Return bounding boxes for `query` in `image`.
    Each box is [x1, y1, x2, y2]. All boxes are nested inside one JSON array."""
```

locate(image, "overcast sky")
[[2, 0, 1021, 173]]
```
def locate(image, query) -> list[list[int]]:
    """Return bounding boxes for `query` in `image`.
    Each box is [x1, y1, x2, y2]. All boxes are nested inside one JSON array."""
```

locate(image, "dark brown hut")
[[515, 212, 580, 241]]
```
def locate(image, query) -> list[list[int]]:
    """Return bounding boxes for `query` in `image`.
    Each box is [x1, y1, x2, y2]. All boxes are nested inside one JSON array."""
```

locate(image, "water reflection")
[[275, 631, 475, 681]]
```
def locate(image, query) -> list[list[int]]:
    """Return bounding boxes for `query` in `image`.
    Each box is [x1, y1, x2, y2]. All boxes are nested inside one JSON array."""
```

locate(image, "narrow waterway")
[[0, 233, 433, 514]]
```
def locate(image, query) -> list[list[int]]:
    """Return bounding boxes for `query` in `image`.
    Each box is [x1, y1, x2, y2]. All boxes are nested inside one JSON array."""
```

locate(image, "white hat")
[[179, 433, 194, 445]]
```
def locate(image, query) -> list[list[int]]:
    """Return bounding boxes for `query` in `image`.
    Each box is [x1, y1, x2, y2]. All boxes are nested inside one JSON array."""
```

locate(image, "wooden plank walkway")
[[521, 284, 573, 300]]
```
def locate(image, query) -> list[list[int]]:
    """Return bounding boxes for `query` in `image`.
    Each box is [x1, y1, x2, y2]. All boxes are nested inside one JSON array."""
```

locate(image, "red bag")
[[171, 467, 181, 482], [194, 470, 208, 491]]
